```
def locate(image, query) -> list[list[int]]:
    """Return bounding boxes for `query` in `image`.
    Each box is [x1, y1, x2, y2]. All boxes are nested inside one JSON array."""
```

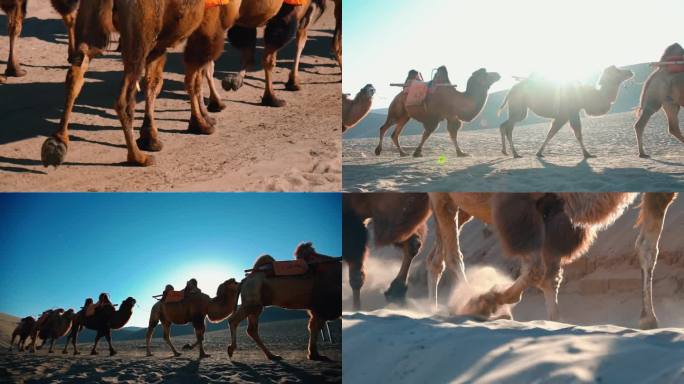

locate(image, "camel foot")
[[136, 136, 164, 152], [221, 73, 243, 91], [374, 146, 382, 156], [513, 154, 522, 159], [462, 290, 500, 319], [308, 354, 332, 362], [207, 99, 227, 113], [227, 346, 235, 358], [5, 66, 27, 77], [502, 150, 508, 156], [203, 114, 217, 126], [399, 151, 409, 157], [384, 281, 408, 305], [199, 353, 210, 359], [583, 152, 596, 159], [285, 78, 301, 92], [639, 153, 651, 159], [109, 350, 117, 356], [90, 350, 98, 355], [261, 94, 286, 108], [413, 150, 423, 158], [41, 136, 68, 168], [267, 354, 283, 361], [173, 351, 182, 357], [536, 152, 544, 158], [187, 115, 216, 135], [146, 352, 153, 357], [182, 344, 194, 350], [639, 316, 659, 330], [74, 351, 80, 355], [127, 153, 156, 167], [456, 151, 470, 157], [62, 350, 67, 354]]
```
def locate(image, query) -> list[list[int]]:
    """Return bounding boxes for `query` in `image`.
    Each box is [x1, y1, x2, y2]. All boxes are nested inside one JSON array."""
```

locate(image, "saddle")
[[164, 291, 184, 303], [404, 81, 429, 108], [271, 259, 310, 277]]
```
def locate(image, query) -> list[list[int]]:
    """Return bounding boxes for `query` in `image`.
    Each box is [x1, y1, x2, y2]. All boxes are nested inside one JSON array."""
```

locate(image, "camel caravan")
[[345, 43, 684, 159], [343, 192, 678, 330], [8, 242, 342, 361], [0, 0, 342, 167]]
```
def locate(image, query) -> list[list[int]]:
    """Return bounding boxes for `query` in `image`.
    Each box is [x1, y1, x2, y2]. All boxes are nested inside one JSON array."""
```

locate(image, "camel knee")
[[348, 267, 365, 292]]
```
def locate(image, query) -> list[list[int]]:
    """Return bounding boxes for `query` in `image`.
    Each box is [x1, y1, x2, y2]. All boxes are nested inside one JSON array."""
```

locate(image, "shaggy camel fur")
[[9, 316, 36, 352], [342, 84, 375, 132], [228, 246, 341, 361], [499, 66, 634, 158], [145, 279, 239, 359], [375, 67, 501, 157], [40, 0, 299, 168], [0, 0, 27, 82], [634, 43, 684, 158], [62, 297, 136, 356], [343, 193, 431, 310], [428, 192, 677, 330], [37, 308, 76, 353]]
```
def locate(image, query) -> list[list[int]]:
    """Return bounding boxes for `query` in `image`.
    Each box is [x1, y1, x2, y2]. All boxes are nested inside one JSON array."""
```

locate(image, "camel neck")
[[461, 84, 489, 121]]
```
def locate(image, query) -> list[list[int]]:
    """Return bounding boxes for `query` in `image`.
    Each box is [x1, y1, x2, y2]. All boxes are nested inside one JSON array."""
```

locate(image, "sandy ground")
[[342, 196, 684, 383], [0, 0, 341, 192], [0, 319, 341, 383], [343, 111, 684, 192]]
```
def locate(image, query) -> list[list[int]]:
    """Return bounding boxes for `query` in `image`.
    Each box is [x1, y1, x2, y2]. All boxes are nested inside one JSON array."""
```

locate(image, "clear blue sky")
[[344, 0, 684, 108], [0, 193, 341, 327]]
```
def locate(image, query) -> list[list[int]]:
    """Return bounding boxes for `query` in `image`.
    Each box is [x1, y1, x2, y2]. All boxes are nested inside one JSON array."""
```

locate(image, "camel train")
[[10, 242, 341, 362], [343, 192, 677, 330]]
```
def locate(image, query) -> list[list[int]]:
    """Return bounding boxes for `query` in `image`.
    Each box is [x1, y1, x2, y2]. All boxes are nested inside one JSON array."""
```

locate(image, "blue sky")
[[0, 193, 341, 327], [344, 0, 684, 108]]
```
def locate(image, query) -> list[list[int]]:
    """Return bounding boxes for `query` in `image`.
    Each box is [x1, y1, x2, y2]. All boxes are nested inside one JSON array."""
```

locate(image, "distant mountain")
[[343, 63, 653, 140]]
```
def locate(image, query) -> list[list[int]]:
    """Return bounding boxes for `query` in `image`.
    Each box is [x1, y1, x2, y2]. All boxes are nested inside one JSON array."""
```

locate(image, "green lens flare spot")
[[437, 155, 446, 165]]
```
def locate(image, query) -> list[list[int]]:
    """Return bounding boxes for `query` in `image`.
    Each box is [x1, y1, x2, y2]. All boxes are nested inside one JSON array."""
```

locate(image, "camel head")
[[598, 65, 633, 88], [120, 297, 136, 311], [295, 241, 316, 260], [661, 43, 684, 61], [467, 68, 501, 91], [62, 309, 76, 320], [357, 84, 375, 100]]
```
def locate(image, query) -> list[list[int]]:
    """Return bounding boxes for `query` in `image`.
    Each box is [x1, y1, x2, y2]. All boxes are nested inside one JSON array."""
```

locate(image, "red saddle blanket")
[[164, 291, 184, 303], [664, 56, 684, 74], [273, 260, 309, 276], [205, 0, 230, 8], [404, 80, 428, 107], [283, 0, 307, 4]]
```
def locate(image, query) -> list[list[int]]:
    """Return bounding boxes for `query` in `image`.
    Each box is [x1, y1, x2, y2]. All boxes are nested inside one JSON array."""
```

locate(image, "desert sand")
[[342, 196, 684, 383], [0, 0, 341, 192], [1, 318, 341, 383], [343, 111, 684, 192]]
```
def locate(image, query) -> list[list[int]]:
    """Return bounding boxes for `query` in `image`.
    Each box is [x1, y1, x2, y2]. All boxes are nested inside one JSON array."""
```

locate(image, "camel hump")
[[164, 291, 185, 303]]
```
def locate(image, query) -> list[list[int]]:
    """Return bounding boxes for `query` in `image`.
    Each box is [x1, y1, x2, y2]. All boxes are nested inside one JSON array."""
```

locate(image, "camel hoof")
[[309, 354, 332, 362], [174, 352, 182, 357], [227, 347, 235, 358], [261, 94, 286, 108], [110, 350, 117, 356], [200, 353, 210, 359], [513, 154, 523, 159], [146, 352, 153, 357], [413, 151, 423, 158], [639, 317, 659, 330], [204, 115, 217, 126], [399, 151, 409, 157], [74, 351, 80, 355], [62, 350, 67, 354], [374, 147, 382, 156], [188, 116, 216, 135], [207, 99, 227, 113], [182, 344, 193, 350], [584, 153, 596, 159], [136, 136, 164, 152], [91, 350, 98, 355], [127, 153, 156, 167], [536, 152, 544, 158], [285, 79, 301, 92], [41, 136, 68, 168], [457, 152, 470, 157], [268, 354, 283, 361], [5, 66, 27, 77], [639, 153, 651, 159], [221, 73, 243, 91], [384, 281, 408, 305]]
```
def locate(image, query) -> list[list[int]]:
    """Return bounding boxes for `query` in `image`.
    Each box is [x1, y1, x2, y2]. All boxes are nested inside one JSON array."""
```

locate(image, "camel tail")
[[310, 0, 327, 25], [75, 0, 115, 54]]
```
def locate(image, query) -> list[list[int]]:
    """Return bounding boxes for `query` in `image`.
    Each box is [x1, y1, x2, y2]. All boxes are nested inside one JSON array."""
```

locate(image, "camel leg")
[[162, 321, 181, 357], [71, 327, 80, 355], [261, 47, 285, 107], [247, 310, 281, 360], [427, 193, 464, 308], [501, 120, 522, 158], [374, 115, 397, 156], [384, 232, 423, 304], [307, 312, 330, 361], [261, 5, 298, 107], [425, 236, 444, 309], [5, 0, 26, 77], [568, 114, 594, 158], [536, 118, 567, 158], [105, 329, 116, 356], [186, 63, 216, 135], [196, 66, 217, 126], [499, 100, 528, 158], [663, 103, 684, 145], [115, 64, 155, 166], [634, 106, 659, 158], [192, 318, 210, 359], [636, 192, 676, 329], [48, 339, 56, 353], [413, 121, 440, 157], [446, 119, 469, 157], [91, 331, 102, 355], [344, 209, 368, 310], [145, 310, 160, 357], [391, 116, 411, 157], [285, 15, 309, 92], [137, 51, 167, 152], [61, 12, 77, 63], [206, 61, 227, 113], [227, 306, 249, 358], [223, 26, 256, 92], [41, 53, 92, 167], [539, 259, 563, 322], [9, 333, 17, 351]]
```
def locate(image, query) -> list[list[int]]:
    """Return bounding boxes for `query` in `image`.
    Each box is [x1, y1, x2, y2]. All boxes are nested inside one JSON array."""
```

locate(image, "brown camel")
[[0, 0, 27, 82], [9, 316, 36, 352], [40, 0, 300, 168], [331, 0, 341, 68], [375, 67, 501, 157], [227, 244, 341, 361], [62, 297, 136, 356], [499, 66, 634, 158], [342, 193, 431, 311], [342, 84, 375, 132], [634, 43, 684, 158], [50, 0, 80, 62], [36, 308, 76, 353], [428, 192, 677, 330], [145, 279, 239, 359]]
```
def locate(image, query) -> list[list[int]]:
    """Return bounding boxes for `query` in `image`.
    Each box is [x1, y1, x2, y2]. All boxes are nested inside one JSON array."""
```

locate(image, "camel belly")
[[261, 277, 314, 309], [447, 193, 495, 224], [236, 0, 283, 27]]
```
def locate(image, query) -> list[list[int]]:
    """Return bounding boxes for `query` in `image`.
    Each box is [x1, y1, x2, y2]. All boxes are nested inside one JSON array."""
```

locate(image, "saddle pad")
[[664, 56, 684, 74], [404, 80, 428, 107], [205, 0, 230, 9], [85, 304, 96, 317], [165, 291, 184, 303], [273, 259, 309, 276], [284, 0, 307, 5]]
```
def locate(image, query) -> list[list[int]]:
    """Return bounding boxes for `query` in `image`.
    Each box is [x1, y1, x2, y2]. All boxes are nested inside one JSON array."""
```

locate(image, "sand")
[[343, 111, 684, 192], [0, 0, 341, 192], [1, 319, 341, 383]]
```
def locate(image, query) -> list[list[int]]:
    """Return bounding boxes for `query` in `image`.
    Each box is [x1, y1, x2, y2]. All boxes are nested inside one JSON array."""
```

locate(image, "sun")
[[168, 261, 238, 296]]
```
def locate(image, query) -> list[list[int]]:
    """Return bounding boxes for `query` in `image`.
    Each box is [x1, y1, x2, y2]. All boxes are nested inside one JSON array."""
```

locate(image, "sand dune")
[[1, 319, 341, 383], [0, 0, 341, 192], [343, 110, 684, 192]]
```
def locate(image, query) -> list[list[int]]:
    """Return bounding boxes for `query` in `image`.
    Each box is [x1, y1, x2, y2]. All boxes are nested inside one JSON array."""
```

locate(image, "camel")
[[375, 67, 501, 157], [0, 0, 27, 82], [50, 0, 80, 62], [36, 308, 76, 353], [145, 279, 239, 359], [62, 297, 136, 356], [634, 43, 684, 158], [342, 84, 375, 132], [8, 316, 36, 352], [499, 66, 634, 159], [331, 0, 341, 68], [227, 244, 341, 361], [427, 192, 677, 330], [40, 0, 304, 168], [342, 193, 431, 310]]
